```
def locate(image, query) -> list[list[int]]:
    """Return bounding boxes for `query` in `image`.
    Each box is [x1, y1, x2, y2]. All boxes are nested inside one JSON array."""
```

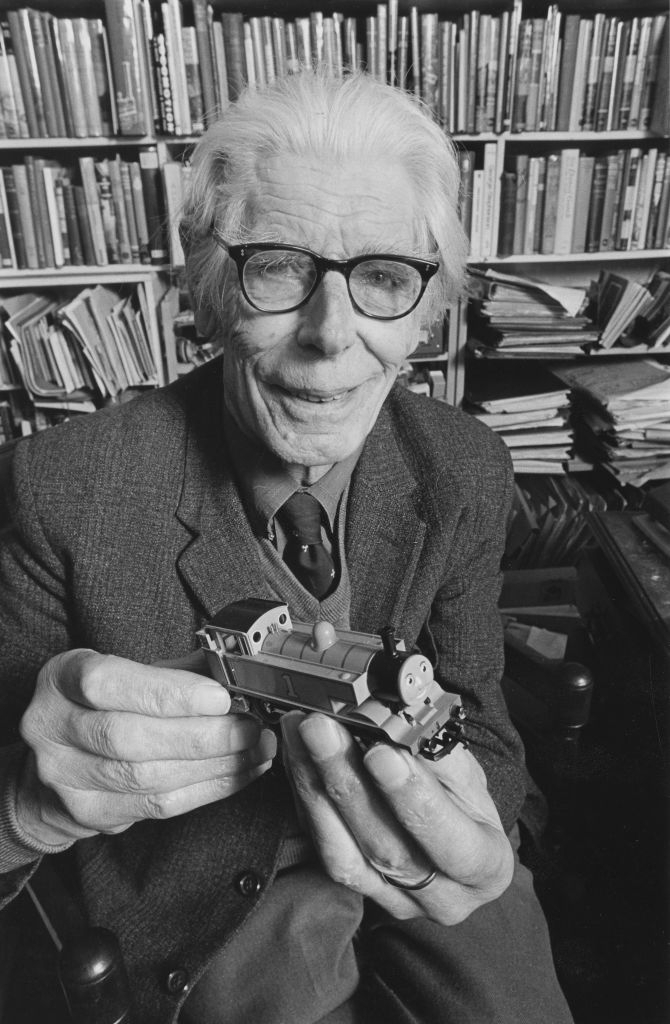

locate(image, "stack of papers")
[[551, 359, 670, 486], [467, 268, 599, 358], [466, 363, 579, 474]]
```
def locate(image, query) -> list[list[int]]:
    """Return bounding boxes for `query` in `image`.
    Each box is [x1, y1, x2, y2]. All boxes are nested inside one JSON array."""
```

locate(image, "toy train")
[[197, 598, 465, 760]]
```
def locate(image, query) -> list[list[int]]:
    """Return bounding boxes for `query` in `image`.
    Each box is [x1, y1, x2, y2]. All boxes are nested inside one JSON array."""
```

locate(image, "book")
[[555, 14, 580, 132], [138, 147, 168, 264], [78, 156, 108, 266], [2, 168, 26, 268], [512, 153, 528, 256], [568, 17, 592, 130], [221, 12, 246, 100], [497, 171, 516, 258], [539, 153, 560, 255], [598, 151, 625, 253], [553, 149, 580, 255], [181, 25, 204, 133], [73, 17, 104, 137], [571, 155, 595, 254], [103, 0, 151, 134], [7, 9, 46, 137], [585, 155, 609, 254], [54, 19, 88, 138], [12, 163, 39, 268], [192, 0, 217, 128], [0, 20, 28, 138]]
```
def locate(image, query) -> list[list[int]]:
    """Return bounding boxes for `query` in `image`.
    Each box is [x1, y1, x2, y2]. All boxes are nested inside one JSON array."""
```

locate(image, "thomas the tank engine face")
[[197, 599, 465, 760]]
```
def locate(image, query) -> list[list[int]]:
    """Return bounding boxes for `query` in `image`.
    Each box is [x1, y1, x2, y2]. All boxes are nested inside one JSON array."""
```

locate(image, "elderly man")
[[0, 73, 572, 1023]]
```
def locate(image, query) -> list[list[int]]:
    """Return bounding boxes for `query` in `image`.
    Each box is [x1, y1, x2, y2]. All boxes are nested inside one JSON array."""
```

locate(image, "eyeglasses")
[[212, 231, 438, 321]]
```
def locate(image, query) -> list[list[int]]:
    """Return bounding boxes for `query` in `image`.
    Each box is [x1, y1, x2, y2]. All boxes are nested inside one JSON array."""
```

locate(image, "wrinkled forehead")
[[245, 152, 426, 258]]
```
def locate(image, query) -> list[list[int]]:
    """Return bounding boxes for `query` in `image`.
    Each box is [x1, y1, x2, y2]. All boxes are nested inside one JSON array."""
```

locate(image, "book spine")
[[512, 18, 532, 132], [93, 159, 120, 263], [553, 148, 580, 255], [192, 0, 217, 128], [107, 156, 132, 263], [210, 16, 230, 115], [539, 152, 560, 255], [2, 167, 27, 268], [646, 152, 667, 249], [221, 12, 247, 100], [152, 32, 175, 134], [616, 147, 642, 250], [571, 155, 595, 254], [525, 18, 545, 131], [89, 19, 117, 135], [618, 17, 640, 129], [628, 17, 652, 129], [74, 18, 104, 137], [11, 163, 39, 268], [458, 149, 474, 239], [103, 0, 150, 134], [0, 172, 17, 268], [26, 10, 60, 136], [54, 19, 88, 138], [181, 25, 205, 133], [61, 178, 84, 264], [79, 155, 109, 265], [480, 142, 497, 259], [512, 152, 528, 255], [161, 161, 185, 268], [33, 158, 56, 266], [119, 159, 140, 261], [594, 16, 618, 132], [598, 150, 624, 252], [1, 21, 29, 138], [568, 19, 592, 131], [73, 183, 96, 264], [7, 10, 43, 137], [522, 155, 540, 254], [585, 154, 608, 252], [138, 147, 168, 263], [129, 161, 151, 264], [607, 20, 628, 131], [631, 148, 656, 250], [24, 156, 47, 266], [41, 166, 65, 267], [531, 155, 547, 254], [639, 15, 668, 130], [582, 13, 605, 131], [497, 170, 516, 258]]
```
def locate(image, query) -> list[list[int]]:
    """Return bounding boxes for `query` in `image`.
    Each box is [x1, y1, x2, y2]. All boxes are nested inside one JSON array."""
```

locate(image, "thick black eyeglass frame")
[[212, 230, 439, 321]]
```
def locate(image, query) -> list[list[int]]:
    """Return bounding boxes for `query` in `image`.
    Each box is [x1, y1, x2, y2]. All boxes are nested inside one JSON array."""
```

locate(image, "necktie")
[[277, 491, 336, 599]]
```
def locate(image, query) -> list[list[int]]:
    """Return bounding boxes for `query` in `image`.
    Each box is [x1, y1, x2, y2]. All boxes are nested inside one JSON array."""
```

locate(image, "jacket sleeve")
[[423, 444, 526, 833]]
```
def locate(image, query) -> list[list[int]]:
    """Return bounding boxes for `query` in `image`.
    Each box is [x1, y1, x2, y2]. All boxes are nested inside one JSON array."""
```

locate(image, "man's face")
[[221, 153, 430, 476]]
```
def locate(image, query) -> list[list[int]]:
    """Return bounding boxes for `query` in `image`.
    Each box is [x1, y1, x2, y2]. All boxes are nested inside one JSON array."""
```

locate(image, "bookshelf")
[[0, 0, 668, 451]]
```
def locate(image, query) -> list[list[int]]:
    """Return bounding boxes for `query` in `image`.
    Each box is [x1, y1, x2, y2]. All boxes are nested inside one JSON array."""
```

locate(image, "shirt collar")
[[223, 407, 362, 538]]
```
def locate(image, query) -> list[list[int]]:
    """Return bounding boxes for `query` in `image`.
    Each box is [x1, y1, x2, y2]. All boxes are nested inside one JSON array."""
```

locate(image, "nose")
[[296, 270, 354, 356]]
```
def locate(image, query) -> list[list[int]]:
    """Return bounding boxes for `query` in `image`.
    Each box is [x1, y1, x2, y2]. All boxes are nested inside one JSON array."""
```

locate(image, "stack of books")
[[551, 359, 670, 486], [465, 360, 578, 474], [467, 268, 599, 358]]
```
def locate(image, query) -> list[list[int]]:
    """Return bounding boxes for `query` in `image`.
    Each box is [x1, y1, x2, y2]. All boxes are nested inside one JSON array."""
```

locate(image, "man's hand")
[[15, 649, 276, 847], [281, 711, 513, 926]]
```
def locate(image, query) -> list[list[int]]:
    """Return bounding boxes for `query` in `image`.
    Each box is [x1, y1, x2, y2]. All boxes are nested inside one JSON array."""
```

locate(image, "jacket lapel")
[[173, 372, 272, 619], [347, 401, 428, 634]]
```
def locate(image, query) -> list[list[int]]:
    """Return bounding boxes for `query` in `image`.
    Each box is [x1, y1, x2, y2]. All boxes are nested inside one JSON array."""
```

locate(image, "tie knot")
[[278, 491, 324, 546]]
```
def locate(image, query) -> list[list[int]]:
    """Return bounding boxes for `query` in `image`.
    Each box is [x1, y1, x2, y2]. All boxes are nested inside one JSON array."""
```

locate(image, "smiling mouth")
[[274, 384, 357, 404]]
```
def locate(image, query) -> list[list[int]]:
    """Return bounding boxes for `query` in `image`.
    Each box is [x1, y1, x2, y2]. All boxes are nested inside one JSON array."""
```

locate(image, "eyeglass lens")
[[242, 250, 423, 317]]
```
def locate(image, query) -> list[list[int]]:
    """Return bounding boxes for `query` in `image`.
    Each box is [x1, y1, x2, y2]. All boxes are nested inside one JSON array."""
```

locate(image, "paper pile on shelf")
[[465, 361, 583, 474], [584, 270, 670, 351], [466, 268, 599, 358], [551, 359, 670, 487], [0, 285, 158, 411]]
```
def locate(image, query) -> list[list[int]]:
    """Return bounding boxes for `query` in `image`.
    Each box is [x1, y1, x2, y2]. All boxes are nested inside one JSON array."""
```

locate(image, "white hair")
[[181, 70, 468, 336]]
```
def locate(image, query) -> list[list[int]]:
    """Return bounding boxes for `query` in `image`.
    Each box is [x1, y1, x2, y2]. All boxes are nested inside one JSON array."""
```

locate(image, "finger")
[[24, 707, 262, 762], [37, 729, 278, 794], [39, 759, 276, 836], [363, 743, 512, 892], [45, 651, 231, 716], [295, 714, 428, 875]]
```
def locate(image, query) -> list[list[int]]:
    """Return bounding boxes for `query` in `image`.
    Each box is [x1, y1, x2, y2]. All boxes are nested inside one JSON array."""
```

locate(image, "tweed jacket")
[[0, 357, 524, 1023]]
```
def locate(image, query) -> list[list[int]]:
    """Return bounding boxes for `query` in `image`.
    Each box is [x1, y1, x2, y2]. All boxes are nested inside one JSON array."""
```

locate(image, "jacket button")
[[164, 968, 190, 995], [234, 870, 264, 897]]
